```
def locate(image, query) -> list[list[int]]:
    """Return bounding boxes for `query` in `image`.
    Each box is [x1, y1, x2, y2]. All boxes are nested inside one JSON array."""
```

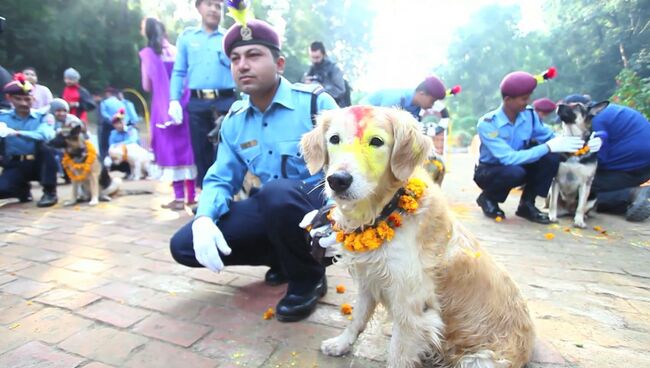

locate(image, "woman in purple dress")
[[140, 18, 196, 210]]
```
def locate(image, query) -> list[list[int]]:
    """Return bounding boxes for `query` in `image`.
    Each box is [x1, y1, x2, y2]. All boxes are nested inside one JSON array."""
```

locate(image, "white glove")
[[299, 209, 340, 257], [103, 156, 113, 167], [168, 100, 183, 125], [191, 216, 232, 272], [545, 136, 584, 153], [587, 132, 602, 153], [0, 122, 17, 138], [438, 118, 449, 130]]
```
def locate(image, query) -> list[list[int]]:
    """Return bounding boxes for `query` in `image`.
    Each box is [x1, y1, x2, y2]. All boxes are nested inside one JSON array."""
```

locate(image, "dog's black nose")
[[327, 172, 353, 193]]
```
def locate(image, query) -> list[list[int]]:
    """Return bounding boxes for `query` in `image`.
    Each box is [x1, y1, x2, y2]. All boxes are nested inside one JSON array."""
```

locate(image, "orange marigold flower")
[[263, 308, 275, 320], [360, 229, 382, 250], [388, 213, 402, 227], [495, 216, 503, 222], [399, 195, 419, 213], [376, 221, 395, 241], [544, 232, 555, 240], [406, 178, 426, 198], [336, 285, 346, 294], [341, 303, 353, 315], [336, 231, 346, 243], [593, 225, 603, 232]]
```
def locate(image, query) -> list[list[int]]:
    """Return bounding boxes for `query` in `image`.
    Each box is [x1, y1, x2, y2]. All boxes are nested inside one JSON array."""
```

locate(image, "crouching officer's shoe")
[[516, 200, 550, 224], [476, 192, 505, 219], [276, 276, 327, 322], [265, 268, 288, 286], [37, 192, 58, 208], [626, 186, 650, 222]]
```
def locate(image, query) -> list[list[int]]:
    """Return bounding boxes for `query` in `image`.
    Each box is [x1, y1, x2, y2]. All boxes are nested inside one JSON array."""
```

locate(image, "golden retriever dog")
[[300, 106, 534, 368]]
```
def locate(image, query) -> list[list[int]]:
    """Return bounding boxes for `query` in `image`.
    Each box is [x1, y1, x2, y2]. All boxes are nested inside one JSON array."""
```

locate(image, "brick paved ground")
[[0, 152, 648, 368]]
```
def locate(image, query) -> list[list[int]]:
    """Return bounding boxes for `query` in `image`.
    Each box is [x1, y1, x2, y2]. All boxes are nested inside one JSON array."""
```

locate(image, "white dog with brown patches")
[[300, 106, 535, 368]]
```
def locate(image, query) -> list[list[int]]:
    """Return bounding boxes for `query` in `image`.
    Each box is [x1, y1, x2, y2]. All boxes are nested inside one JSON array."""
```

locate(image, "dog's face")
[[50, 125, 85, 156], [557, 101, 609, 138], [301, 106, 432, 204]]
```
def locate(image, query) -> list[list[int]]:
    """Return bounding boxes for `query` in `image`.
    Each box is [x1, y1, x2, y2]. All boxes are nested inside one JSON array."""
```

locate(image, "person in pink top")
[[22, 67, 53, 111]]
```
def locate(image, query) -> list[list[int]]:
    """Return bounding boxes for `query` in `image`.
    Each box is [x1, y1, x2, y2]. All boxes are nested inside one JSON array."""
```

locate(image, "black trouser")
[[187, 96, 236, 188], [0, 142, 58, 199], [98, 120, 113, 161], [591, 164, 650, 214], [170, 179, 326, 294], [473, 153, 561, 203]]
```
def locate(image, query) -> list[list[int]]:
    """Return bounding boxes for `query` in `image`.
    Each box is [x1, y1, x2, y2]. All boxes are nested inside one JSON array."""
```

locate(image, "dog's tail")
[[102, 177, 121, 197]]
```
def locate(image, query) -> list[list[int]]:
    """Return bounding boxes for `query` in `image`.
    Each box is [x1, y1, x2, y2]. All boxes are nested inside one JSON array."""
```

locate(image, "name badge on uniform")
[[488, 131, 499, 138], [240, 140, 258, 149]]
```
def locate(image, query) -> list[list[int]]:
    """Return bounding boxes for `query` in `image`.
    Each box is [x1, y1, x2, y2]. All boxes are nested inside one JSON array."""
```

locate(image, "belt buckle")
[[202, 89, 217, 99]]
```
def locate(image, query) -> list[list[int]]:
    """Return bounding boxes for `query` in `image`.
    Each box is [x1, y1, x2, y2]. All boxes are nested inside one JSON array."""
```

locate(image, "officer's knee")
[[501, 166, 527, 185], [169, 222, 195, 266], [257, 179, 301, 215]]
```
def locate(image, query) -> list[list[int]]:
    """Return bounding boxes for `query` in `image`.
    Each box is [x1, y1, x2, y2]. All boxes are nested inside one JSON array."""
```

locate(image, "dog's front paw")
[[89, 199, 99, 206], [321, 335, 353, 357], [573, 220, 587, 229]]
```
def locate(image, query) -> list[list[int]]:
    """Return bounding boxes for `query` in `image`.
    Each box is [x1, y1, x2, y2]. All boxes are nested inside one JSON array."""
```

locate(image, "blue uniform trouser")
[[187, 96, 236, 188], [98, 120, 113, 161], [591, 163, 650, 214], [170, 179, 326, 294], [474, 153, 561, 203], [0, 142, 58, 199]]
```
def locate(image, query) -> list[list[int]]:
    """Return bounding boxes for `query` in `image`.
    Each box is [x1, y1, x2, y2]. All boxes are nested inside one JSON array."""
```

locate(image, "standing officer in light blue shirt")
[[170, 14, 338, 323], [360, 75, 448, 120], [0, 76, 58, 207], [168, 0, 236, 188], [474, 70, 585, 224]]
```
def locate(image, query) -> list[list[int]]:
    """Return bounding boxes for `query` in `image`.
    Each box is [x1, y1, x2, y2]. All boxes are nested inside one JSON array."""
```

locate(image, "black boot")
[[37, 187, 58, 208], [476, 192, 505, 219], [265, 267, 288, 286], [626, 186, 650, 222], [276, 276, 327, 322], [516, 200, 550, 224]]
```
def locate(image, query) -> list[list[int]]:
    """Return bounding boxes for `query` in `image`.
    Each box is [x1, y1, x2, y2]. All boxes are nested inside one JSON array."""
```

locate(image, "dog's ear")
[[300, 111, 331, 174], [388, 109, 432, 181], [587, 100, 609, 118], [69, 125, 82, 138], [557, 104, 576, 124]]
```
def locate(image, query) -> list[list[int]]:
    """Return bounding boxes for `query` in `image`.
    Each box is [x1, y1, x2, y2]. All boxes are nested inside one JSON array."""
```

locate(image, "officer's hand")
[[299, 209, 341, 257], [587, 132, 602, 153], [103, 156, 113, 168], [168, 100, 183, 125], [191, 216, 232, 272], [0, 123, 17, 138], [545, 136, 584, 153]]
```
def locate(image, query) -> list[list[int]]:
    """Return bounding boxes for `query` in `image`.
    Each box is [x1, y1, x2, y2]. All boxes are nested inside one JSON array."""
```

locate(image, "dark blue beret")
[[563, 94, 591, 105], [500, 71, 537, 97], [223, 19, 281, 57]]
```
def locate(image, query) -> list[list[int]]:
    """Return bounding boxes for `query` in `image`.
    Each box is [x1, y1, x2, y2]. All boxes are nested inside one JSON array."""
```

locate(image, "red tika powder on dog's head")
[[348, 106, 373, 139]]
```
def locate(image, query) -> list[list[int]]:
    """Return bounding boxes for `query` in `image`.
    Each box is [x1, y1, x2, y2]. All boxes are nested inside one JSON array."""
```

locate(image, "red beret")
[[223, 19, 281, 57], [500, 71, 537, 97], [533, 98, 557, 113], [3, 74, 33, 96], [421, 76, 446, 100]]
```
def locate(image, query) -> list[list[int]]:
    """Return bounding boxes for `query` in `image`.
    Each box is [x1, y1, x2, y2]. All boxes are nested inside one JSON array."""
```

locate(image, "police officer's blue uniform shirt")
[[477, 105, 554, 166], [1, 110, 55, 156], [361, 88, 420, 119], [123, 100, 139, 125], [197, 77, 338, 220], [170, 27, 235, 101], [108, 126, 139, 147], [100, 96, 126, 122]]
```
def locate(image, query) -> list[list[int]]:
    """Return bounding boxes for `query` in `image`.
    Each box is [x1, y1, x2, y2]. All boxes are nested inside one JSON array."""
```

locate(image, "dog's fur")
[[57, 126, 102, 206], [549, 101, 608, 228], [301, 106, 534, 368], [108, 143, 151, 180]]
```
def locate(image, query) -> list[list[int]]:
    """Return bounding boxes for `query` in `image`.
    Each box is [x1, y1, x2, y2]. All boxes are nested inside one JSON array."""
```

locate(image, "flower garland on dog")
[[62, 140, 97, 181], [333, 178, 427, 252]]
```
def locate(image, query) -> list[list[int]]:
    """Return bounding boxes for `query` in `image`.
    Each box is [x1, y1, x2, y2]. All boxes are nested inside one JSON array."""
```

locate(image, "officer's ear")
[[276, 55, 285, 75], [300, 111, 331, 174]]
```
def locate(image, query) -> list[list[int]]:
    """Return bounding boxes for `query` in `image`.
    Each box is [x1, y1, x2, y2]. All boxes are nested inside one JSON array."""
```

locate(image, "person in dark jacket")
[[303, 41, 348, 106]]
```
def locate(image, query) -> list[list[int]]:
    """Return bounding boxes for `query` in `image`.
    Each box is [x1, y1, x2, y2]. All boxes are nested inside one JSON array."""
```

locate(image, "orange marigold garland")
[[335, 178, 426, 253], [62, 140, 97, 181]]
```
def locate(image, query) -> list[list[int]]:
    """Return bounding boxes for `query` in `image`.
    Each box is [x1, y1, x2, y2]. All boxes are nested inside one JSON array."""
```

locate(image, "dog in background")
[[550, 101, 608, 228], [108, 143, 151, 180], [301, 106, 534, 368]]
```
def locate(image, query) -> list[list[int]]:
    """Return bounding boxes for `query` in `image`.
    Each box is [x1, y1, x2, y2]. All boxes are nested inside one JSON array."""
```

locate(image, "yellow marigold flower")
[[544, 232, 555, 240], [388, 213, 402, 227], [406, 178, 427, 198], [433, 159, 444, 171], [360, 229, 382, 250], [376, 221, 395, 241], [352, 233, 366, 251], [263, 308, 275, 320], [336, 285, 346, 293], [336, 231, 346, 243], [593, 225, 603, 232], [399, 195, 419, 213], [495, 216, 503, 222], [341, 303, 353, 315]]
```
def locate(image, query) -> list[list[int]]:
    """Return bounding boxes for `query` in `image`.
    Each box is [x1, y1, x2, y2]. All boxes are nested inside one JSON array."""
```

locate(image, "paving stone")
[[0, 341, 85, 368], [91, 281, 158, 305], [132, 314, 211, 347], [0, 278, 54, 299], [11, 307, 93, 344], [64, 259, 115, 274], [0, 273, 17, 285], [34, 288, 101, 310], [124, 340, 216, 368], [77, 299, 150, 328], [0, 293, 45, 324], [59, 325, 148, 366], [80, 362, 115, 368]]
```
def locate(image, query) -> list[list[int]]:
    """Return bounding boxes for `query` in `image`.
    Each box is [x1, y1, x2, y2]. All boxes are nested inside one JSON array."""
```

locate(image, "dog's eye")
[[329, 135, 340, 145], [369, 137, 384, 147]]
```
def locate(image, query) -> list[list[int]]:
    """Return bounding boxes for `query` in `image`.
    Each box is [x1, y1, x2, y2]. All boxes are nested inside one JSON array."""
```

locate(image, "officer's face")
[[8, 94, 33, 115], [309, 49, 324, 65], [230, 45, 285, 96], [504, 94, 530, 113], [197, 0, 222, 29]]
